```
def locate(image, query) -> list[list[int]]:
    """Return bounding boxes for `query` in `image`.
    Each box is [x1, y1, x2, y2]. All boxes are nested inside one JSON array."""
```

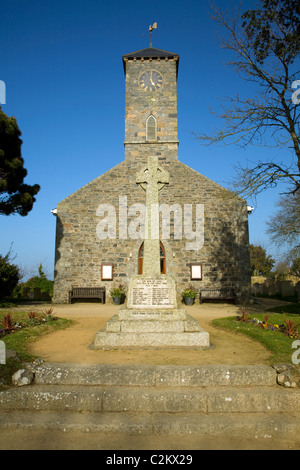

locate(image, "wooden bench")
[[199, 288, 236, 304], [69, 287, 106, 304]]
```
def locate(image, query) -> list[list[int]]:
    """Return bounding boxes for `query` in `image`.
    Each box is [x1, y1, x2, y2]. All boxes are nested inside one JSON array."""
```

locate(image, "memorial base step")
[[92, 328, 210, 349]]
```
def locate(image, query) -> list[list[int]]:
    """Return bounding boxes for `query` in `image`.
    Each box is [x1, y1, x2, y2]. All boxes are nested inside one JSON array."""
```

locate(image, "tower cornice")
[[122, 47, 179, 76]]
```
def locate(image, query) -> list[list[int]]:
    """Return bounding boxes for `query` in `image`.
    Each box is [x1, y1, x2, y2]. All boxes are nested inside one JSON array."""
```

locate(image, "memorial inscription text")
[[131, 279, 174, 307]]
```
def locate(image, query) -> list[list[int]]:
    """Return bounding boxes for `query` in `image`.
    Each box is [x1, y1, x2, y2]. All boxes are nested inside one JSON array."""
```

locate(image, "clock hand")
[[150, 71, 155, 87]]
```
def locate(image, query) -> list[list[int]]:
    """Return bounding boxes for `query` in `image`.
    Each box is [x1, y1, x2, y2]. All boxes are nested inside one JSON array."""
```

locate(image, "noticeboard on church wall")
[[101, 264, 113, 281], [190, 263, 202, 280]]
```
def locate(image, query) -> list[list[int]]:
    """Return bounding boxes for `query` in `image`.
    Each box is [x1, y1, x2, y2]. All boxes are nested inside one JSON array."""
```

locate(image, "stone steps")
[[1, 384, 300, 413], [1, 364, 299, 442], [28, 363, 278, 387], [1, 410, 299, 441]]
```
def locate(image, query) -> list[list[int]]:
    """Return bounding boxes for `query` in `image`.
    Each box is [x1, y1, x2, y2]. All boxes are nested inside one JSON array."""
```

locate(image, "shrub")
[[14, 263, 53, 299], [0, 249, 20, 299], [110, 285, 125, 297], [181, 285, 196, 298], [284, 315, 300, 338]]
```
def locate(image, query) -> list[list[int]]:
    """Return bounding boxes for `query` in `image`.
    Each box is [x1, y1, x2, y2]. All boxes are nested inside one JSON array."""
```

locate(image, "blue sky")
[[0, 0, 293, 279]]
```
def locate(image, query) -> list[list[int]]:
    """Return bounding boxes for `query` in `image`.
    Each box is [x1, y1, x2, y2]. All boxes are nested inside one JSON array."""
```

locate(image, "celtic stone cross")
[[136, 156, 169, 276]]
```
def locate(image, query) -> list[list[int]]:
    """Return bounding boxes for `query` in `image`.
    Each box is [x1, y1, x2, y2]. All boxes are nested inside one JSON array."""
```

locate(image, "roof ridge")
[[123, 46, 179, 58]]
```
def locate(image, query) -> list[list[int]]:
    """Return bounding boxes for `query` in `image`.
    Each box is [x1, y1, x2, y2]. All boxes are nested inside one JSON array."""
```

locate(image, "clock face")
[[139, 70, 163, 92]]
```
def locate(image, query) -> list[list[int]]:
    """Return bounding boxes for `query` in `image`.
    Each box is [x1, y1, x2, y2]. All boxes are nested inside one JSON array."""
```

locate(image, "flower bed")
[[0, 308, 58, 339], [237, 309, 299, 340]]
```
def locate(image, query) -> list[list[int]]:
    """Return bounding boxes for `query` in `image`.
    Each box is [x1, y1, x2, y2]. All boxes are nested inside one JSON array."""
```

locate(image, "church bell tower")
[[122, 47, 179, 162]]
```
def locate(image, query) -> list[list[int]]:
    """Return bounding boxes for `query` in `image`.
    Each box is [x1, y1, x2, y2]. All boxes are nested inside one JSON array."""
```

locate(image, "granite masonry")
[[52, 46, 251, 304]]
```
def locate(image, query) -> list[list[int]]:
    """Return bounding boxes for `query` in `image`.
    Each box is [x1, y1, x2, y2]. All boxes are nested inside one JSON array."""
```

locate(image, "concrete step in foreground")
[[1, 384, 300, 414], [28, 363, 278, 387], [1, 410, 299, 441], [0, 364, 299, 441]]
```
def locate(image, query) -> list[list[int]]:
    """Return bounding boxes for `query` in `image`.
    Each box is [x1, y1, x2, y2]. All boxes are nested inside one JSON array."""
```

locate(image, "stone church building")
[[52, 46, 251, 304]]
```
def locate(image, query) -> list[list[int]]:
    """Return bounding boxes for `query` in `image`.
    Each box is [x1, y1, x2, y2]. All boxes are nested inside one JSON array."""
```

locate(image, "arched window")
[[146, 115, 157, 141], [138, 241, 166, 274]]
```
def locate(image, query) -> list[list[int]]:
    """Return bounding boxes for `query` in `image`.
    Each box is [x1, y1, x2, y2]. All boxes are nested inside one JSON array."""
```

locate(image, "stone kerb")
[[30, 363, 277, 387]]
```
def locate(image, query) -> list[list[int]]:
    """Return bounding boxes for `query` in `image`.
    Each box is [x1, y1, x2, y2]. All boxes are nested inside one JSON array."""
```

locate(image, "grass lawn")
[[266, 303, 300, 315], [213, 309, 300, 365], [0, 308, 73, 387]]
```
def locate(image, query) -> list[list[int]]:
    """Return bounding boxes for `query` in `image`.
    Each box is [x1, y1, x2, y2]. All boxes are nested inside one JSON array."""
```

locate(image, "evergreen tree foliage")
[[0, 106, 40, 216], [250, 244, 275, 276], [0, 247, 20, 298]]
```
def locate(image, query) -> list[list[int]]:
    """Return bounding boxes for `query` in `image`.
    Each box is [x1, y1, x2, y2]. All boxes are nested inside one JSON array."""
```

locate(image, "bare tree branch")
[[197, 1, 300, 196]]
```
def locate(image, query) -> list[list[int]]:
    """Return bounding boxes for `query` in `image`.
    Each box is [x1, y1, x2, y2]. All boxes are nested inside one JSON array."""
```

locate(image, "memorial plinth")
[[93, 273, 210, 349], [92, 157, 210, 349], [93, 275, 210, 348]]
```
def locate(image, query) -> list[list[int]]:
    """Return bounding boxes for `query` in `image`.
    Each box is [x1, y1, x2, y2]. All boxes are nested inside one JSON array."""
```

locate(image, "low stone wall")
[[20, 287, 51, 301], [251, 278, 300, 299]]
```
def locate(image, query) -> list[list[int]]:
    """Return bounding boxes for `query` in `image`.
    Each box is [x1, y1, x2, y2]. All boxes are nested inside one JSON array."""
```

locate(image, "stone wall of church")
[[52, 158, 251, 304]]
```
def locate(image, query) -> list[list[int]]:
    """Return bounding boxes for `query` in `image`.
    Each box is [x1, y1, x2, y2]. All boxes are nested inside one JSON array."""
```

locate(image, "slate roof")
[[122, 47, 179, 74]]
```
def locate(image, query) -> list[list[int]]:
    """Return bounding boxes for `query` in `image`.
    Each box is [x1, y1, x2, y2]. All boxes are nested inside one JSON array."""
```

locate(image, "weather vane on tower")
[[149, 22, 157, 47]]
